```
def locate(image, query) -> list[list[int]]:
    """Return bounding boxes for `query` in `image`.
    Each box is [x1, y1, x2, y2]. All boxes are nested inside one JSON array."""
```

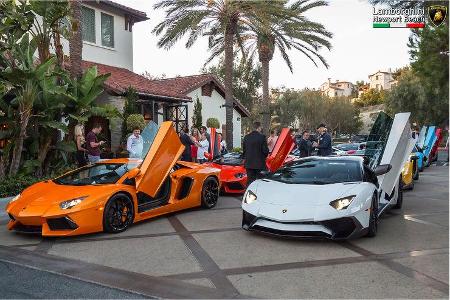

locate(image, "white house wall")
[[59, 3, 134, 71], [187, 88, 242, 147]]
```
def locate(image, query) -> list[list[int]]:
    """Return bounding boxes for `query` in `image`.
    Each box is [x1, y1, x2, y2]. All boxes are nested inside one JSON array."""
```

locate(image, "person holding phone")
[[86, 123, 105, 163]]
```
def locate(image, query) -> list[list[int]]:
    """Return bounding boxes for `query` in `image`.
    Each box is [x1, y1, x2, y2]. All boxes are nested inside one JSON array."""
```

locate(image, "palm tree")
[[242, 0, 332, 131], [152, 0, 279, 149], [69, 0, 82, 79]]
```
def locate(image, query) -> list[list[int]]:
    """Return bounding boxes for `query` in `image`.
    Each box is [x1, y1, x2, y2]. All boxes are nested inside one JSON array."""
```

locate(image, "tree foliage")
[[354, 88, 386, 107], [192, 96, 203, 129], [271, 89, 362, 135], [206, 117, 220, 129]]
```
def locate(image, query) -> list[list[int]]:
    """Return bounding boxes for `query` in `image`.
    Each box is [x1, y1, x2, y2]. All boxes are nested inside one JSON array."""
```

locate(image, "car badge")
[[428, 5, 447, 27], [282, 209, 287, 213]]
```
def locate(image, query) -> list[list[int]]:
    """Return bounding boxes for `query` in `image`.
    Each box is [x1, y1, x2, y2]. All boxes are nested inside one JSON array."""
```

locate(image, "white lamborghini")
[[242, 112, 416, 239]]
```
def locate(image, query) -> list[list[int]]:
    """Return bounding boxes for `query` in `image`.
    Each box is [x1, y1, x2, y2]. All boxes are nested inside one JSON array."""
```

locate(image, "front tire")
[[366, 194, 378, 237], [201, 177, 219, 209], [392, 178, 403, 209], [103, 193, 134, 233]]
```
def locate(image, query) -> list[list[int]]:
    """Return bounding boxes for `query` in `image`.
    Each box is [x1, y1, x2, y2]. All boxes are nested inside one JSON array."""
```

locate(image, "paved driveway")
[[0, 165, 448, 298]]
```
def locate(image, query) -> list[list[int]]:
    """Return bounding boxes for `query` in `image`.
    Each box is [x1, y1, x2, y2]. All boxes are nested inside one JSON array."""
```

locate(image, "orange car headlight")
[[60, 196, 88, 210]]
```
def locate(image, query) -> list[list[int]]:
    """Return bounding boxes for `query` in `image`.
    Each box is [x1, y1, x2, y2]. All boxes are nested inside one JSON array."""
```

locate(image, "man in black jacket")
[[180, 126, 195, 161], [313, 123, 332, 156], [243, 122, 270, 186], [298, 130, 312, 157]]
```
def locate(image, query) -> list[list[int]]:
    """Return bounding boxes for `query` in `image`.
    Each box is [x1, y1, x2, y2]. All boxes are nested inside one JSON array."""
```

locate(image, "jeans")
[[88, 155, 100, 164]]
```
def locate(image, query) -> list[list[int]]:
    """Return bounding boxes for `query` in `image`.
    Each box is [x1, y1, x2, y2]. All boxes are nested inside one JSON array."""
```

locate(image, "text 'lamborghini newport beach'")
[[242, 112, 415, 239], [6, 122, 220, 236]]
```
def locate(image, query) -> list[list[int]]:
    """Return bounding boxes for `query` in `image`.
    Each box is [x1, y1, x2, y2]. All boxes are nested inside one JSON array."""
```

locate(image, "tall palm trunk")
[[224, 21, 236, 149], [69, 0, 82, 80], [9, 106, 32, 176], [258, 37, 275, 135], [260, 57, 270, 134]]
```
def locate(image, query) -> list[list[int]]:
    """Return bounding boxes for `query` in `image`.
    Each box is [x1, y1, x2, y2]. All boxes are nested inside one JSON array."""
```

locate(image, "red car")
[[205, 128, 294, 194], [430, 128, 443, 163]]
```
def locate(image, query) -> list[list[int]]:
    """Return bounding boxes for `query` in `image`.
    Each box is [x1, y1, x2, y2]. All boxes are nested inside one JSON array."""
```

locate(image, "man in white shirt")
[[127, 127, 144, 159], [196, 132, 210, 163]]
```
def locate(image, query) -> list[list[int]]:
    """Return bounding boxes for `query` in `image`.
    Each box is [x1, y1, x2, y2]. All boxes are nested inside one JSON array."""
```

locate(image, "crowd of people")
[[73, 121, 332, 178], [242, 122, 333, 185]]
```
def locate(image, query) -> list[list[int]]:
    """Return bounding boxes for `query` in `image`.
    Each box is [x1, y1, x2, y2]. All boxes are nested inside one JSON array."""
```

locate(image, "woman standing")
[[191, 127, 200, 163], [267, 129, 278, 152], [74, 124, 88, 167]]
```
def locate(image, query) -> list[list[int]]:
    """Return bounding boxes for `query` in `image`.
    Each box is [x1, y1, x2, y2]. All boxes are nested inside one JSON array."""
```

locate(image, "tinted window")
[[214, 152, 243, 166], [268, 159, 362, 184], [54, 162, 139, 185], [363, 112, 393, 169]]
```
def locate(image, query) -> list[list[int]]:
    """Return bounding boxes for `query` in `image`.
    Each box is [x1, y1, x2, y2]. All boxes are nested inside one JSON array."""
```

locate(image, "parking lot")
[[0, 162, 448, 298]]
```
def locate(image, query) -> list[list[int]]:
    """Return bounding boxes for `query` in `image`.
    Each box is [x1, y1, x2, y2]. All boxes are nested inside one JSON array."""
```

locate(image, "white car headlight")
[[244, 190, 257, 204], [330, 195, 356, 210], [60, 196, 87, 210], [9, 194, 20, 203]]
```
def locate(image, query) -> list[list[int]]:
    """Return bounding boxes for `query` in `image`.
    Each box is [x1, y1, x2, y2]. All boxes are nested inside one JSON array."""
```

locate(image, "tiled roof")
[[88, 0, 148, 22], [82, 61, 250, 117]]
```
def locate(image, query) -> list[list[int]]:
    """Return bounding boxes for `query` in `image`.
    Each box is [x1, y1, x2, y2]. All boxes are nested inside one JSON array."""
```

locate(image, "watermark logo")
[[372, 6, 425, 28], [428, 5, 447, 27]]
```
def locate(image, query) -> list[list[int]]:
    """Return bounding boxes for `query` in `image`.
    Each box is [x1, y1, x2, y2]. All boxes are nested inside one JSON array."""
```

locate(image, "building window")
[[375, 75, 379, 80], [101, 12, 114, 48], [81, 6, 96, 43]]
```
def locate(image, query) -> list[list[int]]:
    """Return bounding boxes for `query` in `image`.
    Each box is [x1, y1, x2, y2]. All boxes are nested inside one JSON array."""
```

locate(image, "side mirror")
[[374, 164, 392, 176], [127, 168, 141, 179]]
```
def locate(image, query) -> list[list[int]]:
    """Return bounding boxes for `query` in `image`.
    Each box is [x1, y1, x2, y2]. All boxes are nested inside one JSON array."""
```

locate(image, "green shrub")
[[126, 114, 145, 132], [206, 117, 220, 129], [0, 175, 44, 198], [232, 147, 242, 153]]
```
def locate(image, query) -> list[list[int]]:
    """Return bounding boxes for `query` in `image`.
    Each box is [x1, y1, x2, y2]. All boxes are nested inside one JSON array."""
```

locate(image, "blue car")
[[413, 145, 425, 173], [423, 126, 438, 167]]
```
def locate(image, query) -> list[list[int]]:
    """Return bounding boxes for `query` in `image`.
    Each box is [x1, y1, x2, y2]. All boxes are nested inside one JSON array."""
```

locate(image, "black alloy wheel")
[[413, 161, 419, 180], [104, 193, 134, 233], [201, 177, 219, 209], [366, 194, 378, 237]]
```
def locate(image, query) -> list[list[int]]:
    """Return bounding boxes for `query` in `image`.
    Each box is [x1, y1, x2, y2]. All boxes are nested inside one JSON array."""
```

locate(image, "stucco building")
[[319, 79, 354, 98], [61, 1, 248, 153], [368, 69, 394, 91]]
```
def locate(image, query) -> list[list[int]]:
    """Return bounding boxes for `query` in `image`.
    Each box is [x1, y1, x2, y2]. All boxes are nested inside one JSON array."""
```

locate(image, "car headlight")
[[60, 196, 87, 210], [9, 194, 20, 203], [244, 190, 257, 204], [330, 195, 356, 210], [235, 173, 245, 179]]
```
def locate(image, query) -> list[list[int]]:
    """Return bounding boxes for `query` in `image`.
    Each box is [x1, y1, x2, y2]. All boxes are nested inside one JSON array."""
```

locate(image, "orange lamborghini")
[[6, 122, 220, 236]]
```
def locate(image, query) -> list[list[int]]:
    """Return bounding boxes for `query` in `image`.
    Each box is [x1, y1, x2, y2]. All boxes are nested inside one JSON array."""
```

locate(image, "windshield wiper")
[[311, 180, 330, 185]]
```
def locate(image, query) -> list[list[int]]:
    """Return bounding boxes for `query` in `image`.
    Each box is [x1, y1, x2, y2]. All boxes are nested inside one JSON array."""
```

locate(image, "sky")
[[114, 0, 412, 90]]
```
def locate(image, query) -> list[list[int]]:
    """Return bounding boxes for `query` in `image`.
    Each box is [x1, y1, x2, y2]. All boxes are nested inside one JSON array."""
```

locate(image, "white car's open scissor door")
[[364, 112, 414, 207]]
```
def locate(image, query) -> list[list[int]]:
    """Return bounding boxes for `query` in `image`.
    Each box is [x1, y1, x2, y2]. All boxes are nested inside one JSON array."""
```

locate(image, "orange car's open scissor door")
[[266, 128, 295, 172], [135, 121, 184, 198]]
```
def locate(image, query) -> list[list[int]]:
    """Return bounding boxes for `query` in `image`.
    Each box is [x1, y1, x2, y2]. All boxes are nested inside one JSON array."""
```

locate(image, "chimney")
[[328, 78, 331, 83]]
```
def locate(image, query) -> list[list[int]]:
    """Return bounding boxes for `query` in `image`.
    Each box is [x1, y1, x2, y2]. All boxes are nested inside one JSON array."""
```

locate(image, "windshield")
[[268, 159, 362, 184], [335, 143, 359, 151], [213, 152, 243, 166], [54, 162, 139, 185]]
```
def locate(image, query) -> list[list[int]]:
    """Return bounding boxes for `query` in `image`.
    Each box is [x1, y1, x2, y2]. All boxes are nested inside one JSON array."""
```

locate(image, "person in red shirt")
[[191, 127, 200, 163], [86, 124, 105, 163]]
